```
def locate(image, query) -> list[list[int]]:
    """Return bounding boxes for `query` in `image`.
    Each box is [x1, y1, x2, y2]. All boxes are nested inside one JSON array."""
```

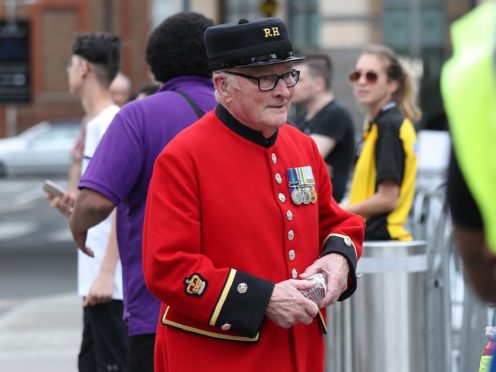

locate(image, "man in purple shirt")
[[69, 12, 216, 372]]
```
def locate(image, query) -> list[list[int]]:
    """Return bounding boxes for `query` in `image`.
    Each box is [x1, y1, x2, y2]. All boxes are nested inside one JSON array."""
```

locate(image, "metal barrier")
[[326, 240, 427, 372], [416, 178, 488, 372], [326, 176, 491, 372]]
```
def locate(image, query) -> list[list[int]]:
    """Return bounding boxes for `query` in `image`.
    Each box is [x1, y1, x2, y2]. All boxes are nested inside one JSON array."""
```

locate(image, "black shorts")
[[78, 300, 128, 372]]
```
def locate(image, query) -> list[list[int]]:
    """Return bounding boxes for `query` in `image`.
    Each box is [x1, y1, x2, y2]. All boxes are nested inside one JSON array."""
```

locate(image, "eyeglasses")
[[349, 70, 379, 84], [222, 69, 300, 91]]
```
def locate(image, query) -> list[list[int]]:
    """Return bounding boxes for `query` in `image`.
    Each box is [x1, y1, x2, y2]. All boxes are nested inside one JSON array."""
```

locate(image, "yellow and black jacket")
[[349, 103, 417, 240]]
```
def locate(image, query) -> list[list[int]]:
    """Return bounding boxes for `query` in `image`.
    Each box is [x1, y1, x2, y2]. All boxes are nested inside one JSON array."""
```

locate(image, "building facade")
[[0, 0, 474, 137], [0, 0, 151, 137]]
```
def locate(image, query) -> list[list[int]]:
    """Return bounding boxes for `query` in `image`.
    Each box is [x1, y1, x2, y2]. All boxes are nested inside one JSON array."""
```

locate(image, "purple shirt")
[[79, 76, 216, 336]]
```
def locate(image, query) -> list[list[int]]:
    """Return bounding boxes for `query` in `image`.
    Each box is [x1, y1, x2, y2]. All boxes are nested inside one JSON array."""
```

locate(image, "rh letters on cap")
[[263, 27, 280, 38]]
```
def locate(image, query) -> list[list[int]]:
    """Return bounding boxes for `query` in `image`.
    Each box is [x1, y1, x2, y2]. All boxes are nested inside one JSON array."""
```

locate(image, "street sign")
[[260, 0, 278, 17], [0, 20, 31, 104]]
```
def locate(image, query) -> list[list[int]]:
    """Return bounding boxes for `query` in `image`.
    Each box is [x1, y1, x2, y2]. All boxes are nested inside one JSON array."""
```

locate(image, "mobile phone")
[[43, 179, 66, 198]]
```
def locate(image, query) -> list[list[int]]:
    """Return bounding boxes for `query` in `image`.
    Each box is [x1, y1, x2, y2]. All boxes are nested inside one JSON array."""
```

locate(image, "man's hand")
[[69, 215, 94, 257], [266, 279, 319, 328], [84, 211, 119, 306], [48, 192, 75, 218], [69, 189, 114, 257], [300, 253, 349, 308], [84, 271, 114, 306], [48, 190, 93, 256]]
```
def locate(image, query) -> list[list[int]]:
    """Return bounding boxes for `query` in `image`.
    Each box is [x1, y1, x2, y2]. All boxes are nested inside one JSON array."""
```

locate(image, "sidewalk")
[[0, 292, 81, 372]]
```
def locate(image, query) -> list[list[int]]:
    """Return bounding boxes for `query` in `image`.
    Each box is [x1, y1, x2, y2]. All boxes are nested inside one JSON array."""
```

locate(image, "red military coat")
[[143, 105, 364, 372]]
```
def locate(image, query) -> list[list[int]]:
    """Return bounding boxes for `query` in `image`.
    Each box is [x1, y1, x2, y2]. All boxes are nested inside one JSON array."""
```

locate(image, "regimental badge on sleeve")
[[287, 166, 318, 205], [184, 273, 207, 297]]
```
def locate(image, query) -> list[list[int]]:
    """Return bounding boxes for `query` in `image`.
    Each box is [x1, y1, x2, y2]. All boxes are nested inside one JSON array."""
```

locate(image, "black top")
[[362, 104, 409, 240], [295, 100, 355, 202], [447, 149, 483, 229], [373, 106, 406, 186]]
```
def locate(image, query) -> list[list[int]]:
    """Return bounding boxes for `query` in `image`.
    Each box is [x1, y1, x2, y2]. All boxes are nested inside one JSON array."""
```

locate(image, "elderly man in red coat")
[[143, 17, 365, 372]]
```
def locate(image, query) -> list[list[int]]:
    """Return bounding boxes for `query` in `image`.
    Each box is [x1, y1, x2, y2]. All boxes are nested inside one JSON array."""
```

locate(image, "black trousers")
[[78, 300, 128, 372], [128, 333, 156, 372]]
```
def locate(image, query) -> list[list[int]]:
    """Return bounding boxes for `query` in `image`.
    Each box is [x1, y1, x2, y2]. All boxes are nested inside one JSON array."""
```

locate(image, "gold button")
[[221, 323, 232, 331], [237, 283, 248, 294], [275, 173, 282, 184], [288, 230, 294, 241], [278, 193, 286, 203], [291, 268, 298, 279], [286, 210, 293, 221], [289, 249, 295, 261], [344, 236, 352, 247], [272, 153, 277, 164]]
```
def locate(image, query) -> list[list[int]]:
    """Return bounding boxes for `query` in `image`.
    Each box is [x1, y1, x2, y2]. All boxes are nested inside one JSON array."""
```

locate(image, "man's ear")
[[213, 73, 232, 102], [315, 76, 326, 93], [80, 60, 92, 78]]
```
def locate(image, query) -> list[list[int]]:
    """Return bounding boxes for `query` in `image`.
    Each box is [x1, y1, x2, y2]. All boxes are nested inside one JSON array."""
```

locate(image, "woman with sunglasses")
[[344, 44, 421, 241]]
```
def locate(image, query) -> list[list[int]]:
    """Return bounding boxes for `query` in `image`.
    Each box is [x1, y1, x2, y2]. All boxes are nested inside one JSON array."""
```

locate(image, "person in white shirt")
[[52, 32, 127, 372]]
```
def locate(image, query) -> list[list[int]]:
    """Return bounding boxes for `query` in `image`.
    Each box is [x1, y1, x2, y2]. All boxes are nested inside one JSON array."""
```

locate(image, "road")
[[0, 176, 81, 372], [0, 176, 76, 306]]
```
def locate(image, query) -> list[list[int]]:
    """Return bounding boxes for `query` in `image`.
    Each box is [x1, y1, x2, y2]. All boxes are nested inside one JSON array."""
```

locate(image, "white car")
[[0, 120, 80, 177]]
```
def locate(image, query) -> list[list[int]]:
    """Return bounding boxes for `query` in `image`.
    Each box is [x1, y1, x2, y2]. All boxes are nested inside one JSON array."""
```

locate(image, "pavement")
[[0, 292, 81, 372], [0, 177, 81, 371]]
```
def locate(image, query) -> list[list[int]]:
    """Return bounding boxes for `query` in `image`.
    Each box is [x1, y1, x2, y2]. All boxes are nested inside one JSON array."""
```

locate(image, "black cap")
[[204, 18, 304, 70]]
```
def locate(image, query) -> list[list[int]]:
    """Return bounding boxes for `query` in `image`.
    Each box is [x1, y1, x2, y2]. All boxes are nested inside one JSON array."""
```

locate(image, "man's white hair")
[[213, 71, 240, 102]]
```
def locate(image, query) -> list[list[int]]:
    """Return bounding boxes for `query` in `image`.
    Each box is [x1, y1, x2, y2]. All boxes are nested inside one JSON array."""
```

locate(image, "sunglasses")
[[349, 70, 379, 84]]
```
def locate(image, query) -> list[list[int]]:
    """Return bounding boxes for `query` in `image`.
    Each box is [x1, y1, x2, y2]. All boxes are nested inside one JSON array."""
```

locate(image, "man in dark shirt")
[[443, 3, 496, 369], [292, 55, 355, 202], [443, 0, 496, 306]]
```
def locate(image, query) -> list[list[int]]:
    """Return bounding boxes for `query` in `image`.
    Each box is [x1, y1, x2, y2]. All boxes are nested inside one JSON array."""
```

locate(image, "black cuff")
[[211, 270, 274, 338], [321, 234, 358, 301]]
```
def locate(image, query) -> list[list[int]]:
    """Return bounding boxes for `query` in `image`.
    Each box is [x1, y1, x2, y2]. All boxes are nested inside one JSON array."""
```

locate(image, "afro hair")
[[145, 12, 214, 83]]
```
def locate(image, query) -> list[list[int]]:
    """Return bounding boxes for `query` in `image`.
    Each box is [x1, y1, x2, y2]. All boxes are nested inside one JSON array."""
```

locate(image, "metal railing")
[[326, 174, 491, 372]]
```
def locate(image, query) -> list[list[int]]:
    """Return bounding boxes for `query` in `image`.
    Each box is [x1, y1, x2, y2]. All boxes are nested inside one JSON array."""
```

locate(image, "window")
[[221, 0, 320, 50], [288, 0, 319, 50], [224, 0, 264, 24]]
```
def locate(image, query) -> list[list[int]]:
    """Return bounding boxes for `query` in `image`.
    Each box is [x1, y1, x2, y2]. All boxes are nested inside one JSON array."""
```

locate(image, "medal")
[[302, 188, 311, 205], [291, 188, 303, 205], [287, 166, 316, 206], [310, 188, 317, 204]]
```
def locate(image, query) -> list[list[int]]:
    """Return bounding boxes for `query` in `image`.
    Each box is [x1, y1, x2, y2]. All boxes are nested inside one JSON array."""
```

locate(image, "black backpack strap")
[[172, 89, 206, 119]]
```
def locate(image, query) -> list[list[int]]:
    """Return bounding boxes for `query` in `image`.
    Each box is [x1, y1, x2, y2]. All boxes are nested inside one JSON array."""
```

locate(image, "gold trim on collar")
[[209, 269, 237, 326], [161, 306, 259, 343]]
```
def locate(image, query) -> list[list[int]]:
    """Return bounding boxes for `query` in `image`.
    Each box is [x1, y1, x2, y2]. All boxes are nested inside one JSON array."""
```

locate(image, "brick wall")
[[0, 0, 151, 138]]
